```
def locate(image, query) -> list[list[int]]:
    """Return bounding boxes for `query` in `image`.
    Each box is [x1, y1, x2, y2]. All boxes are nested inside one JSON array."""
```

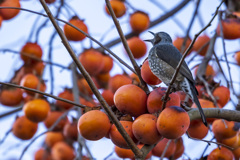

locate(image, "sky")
[[0, 0, 239, 159]]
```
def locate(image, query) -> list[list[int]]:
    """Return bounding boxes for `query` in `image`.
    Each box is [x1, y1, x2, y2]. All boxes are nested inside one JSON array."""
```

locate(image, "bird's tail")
[[190, 84, 208, 126]]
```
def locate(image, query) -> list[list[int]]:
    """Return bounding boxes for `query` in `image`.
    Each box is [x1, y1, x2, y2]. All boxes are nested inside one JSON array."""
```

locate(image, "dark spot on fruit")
[[233, 122, 240, 131], [170, 106, 185, 112]]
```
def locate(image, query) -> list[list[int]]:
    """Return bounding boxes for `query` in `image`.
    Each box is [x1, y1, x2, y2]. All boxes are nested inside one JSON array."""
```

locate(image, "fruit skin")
[[78, 110, 111, 141], [187, 120, 209, 139], [233, 147, 240, 159], [64, 17, 88, 41], [213, 86, 230, 107], [20, 73, 39, 93], [45, 0, 56, 4], [157, 106, 190, 139], [0, 88, 23, 106], [23, 99, 50, 123], [207, 147, 234, 160], [108, 74, 132, 93], [193, 35, 210, 56], [216, 18, 240, 39], [173, 137, 184, 159], [12, 116, 38, 140], [100, 55, 113, 74], [105, 0, 126, 18], [127, 37, 147, 59], [130, 11, 150, 33], [114, 146, 134, 159], [109, 121, 137, 149], [212, 119, 238, 140], [194, 64, 215, 77], [114, 84, 147, 117], [51, 142, 75, 160], [152, 138, 176, 158], [141, 60, 162, 85], [0, 0, 20, 20], [20, 42, 43, 65], [45, 132, 64, 148], [132, 114, 162, 145], [34, 148, 51, 160], [44, 111, 69, 131], [63, 122, 78, 141], [234, 51, 240, 65], [101, 89, 114, 106], [78, 49, 104, 76], [147, 87, 180, 114], [55, 89, 74, 110], [173, 37, 192, 54], [77, 77, 99, 95]]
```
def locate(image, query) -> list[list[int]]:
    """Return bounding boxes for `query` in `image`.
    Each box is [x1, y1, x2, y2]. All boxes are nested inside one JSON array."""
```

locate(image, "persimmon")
[[193, 35, 210, 56], [55, 89, 74, 110], [20, 73, 39, 93], [195, 85, 206, 98], [152, 138, 176, 158], [0, 0, 20, 20], [233, 147, 240, 159], [130, 73, 140, 84], [105, 0, 126, 18], [141, 60, 162, 85], [173, 37, 192, 54], [147, 87, 180, 113], [216, 18, 240, 39], [100, 55, 113, 73], [51, 142, 75, 160], [0, 15, 2, 27], [114, 146, 134, 159], [23, 99, 50, 123], [108, 74, 132, 93], [79, 49, 104, 76], [20, 42, 43, 65], [194, 64, 215, 77], [34, 148, 51, 160], [109, 121, 137, 149], [213, 86, 230, 107], [96, 72, 110, 84], [221, 134, 239, 149], [207, 147, 234, 160], [0, 87, 23, 106], [77, 77, 99, 95], [157, 106, 190, 139], [79, 97, 96, 108], [212, 119, 238, 140], [234, 51, 240, 65], [44, 111, 69, 131], [63, 122, 78, 141], [12, 115, 38, 140], [114, 84, 147, 117], [132, 114, 162, 145], [136, 144, 152, 159], [129, 11, 150, 33], [78, 110, 111, 141], [45, 132, 64, 148], [101, 89, 114, 106], [64, 16, 88, 41], [127, 37, 147, 59], [173, 137, 185, 159], [33, 61, 45, 76], [45, 0, 56, 4], [187, 120, 209, 139]]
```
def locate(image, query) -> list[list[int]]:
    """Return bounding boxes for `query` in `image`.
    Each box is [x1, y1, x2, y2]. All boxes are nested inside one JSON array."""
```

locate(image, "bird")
[[145, 31, 207, 126]]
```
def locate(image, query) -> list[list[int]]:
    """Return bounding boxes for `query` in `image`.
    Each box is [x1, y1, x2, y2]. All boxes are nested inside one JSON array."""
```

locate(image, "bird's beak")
[[144, 31, 155, 43], [148, 31, 155, 36], [144, 39, 153, 42]]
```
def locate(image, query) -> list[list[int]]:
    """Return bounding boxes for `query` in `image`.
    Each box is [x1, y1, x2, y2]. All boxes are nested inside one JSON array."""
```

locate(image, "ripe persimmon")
[[233, 147, 240, 159], [221, 134, 239, 149], [114, 146, 134, 159], [173, 37, 192, 54], [32, 61, 45, 76], [152, 138, 176, 158], [77, 77, 99, 95], [173, 137, 185, 159], [108, 74, 132, 93], [217, 18, 240, 39], [187, 120, 209, 139], [78, 110, 111, 141], [234, 51, 240, 65], [63, 122, 78, 141], [20, 42, 43, 65], [109, 121, 137, 149], [141, 60, 162, 85], [44, 111, 69, 131], [114, 84, 147, 117], [194, 64, 215, 77], [101, 89, 114, 106], [132, 114, 162, 145], [64, 16, 88, 41], [45, 132, 64, 148], [12, 115, 38, 140], [207, 147, 234, 160], [105, 0, 126, 18], [100, 55, 113, 74], [45, 0, 56, 4], [157, 106, 190, 139], [20, 73, 39, 93], [130, 11, 150, 33], [23, 99, 50, 123], [193, 35, 210, 56], [127, 37, 147, 59], [79, 49, 104, 76], [55, 89, 74, 110], [51, 142, 75, 160], [0, 0, 20, 20], [213, 86, 230, 107], [0, 87, 23, 106], [34, 148, 51, 160]]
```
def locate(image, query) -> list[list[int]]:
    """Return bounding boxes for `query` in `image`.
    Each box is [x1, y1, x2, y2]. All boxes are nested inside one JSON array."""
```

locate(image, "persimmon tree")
[[0, 0, 240, 160]]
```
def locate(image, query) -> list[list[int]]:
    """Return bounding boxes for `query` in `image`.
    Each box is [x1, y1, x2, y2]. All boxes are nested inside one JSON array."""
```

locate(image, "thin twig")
[[160, 140, 172, 160]]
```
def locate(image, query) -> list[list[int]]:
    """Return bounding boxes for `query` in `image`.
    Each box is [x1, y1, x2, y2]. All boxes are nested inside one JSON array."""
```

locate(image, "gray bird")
[[145, 31, 207, 126]]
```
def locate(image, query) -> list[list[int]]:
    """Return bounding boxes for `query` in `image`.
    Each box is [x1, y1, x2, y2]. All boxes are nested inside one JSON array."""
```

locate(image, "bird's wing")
[[154, 44, 195, 83]]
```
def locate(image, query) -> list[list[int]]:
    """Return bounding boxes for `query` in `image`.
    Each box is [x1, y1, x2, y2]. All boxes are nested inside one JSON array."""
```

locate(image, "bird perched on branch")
[[145, 31, 207, 126]]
